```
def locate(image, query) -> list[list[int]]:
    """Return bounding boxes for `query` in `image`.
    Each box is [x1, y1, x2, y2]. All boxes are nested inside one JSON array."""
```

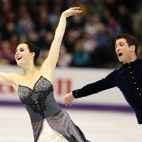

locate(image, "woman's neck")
[[22, 66, 39, 77]]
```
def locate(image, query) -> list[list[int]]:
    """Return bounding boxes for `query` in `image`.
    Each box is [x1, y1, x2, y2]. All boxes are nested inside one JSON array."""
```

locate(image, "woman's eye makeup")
[[20, 49, 24, 52], [15, 48, 24, 53]]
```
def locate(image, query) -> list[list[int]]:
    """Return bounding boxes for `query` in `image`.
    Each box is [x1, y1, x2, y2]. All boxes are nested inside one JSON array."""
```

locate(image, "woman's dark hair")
[[21, 42, 40, 65], [115, 33, 138, 55]]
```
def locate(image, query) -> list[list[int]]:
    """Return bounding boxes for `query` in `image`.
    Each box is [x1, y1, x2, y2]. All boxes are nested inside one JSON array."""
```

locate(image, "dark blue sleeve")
[[73, 70, 117, 98]]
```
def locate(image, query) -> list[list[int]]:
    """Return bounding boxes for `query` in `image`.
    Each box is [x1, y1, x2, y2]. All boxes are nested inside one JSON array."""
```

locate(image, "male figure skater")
[[62, 33, 142, 124]]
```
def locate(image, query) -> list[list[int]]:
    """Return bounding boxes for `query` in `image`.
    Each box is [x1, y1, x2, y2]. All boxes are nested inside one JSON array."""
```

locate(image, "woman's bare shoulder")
[[10, 72, 21, 84], [10, 72, 21, 77]]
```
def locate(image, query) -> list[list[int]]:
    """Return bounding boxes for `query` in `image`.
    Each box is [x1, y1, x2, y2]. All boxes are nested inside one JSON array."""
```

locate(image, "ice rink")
[[0, 106, 141, 142]]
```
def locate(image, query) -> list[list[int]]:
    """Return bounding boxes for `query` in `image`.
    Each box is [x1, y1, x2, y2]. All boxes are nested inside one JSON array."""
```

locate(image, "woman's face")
[[15, 43, 32, 66]]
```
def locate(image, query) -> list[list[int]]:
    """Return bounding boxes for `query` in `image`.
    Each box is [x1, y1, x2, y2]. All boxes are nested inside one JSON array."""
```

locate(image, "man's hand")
[[61, 92, 75, 106]]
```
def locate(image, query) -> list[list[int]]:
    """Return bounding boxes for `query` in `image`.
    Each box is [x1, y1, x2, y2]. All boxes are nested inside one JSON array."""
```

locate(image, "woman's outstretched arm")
[[41, 7, 82, 74], [0, 72, 19, 87]]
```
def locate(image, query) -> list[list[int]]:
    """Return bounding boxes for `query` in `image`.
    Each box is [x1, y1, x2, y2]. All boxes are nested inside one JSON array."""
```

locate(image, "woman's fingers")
[[70, 7, 81, 10], [63, 7, 82, 17], [71, 8, 82, 15]]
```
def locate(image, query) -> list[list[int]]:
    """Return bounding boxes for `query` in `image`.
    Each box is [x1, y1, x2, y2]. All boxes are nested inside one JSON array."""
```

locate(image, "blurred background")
[[1, 0, 142, 67], [0, 0, 142, 142]]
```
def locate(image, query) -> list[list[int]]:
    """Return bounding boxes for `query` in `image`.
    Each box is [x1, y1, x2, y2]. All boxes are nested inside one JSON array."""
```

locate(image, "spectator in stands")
[[35, 7, 52, 37], [71, 40, 89, 67], [10, 33, 19, 54], [48, 4, 62, 31], [117, 5, 133, 34], [101, 8, 111, 25], [84, 14, 104, 36], [91, 24, 112, 67], [82, 31, 97, 54], [86, 0, 104, 16], [63, 29, 77, 53], [40, 31, 54, 49], [0, 40, 15, 64], [67, 12, 86, 31], [3, 21, 16, 40], [57, 45, 73, 67], [16, 11, 33, 38], [105, 16, 122, 38]]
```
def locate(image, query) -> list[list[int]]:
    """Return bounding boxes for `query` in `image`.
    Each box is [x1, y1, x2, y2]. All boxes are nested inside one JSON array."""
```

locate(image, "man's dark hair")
[[22, 42, 40, 65], [116, 33, 138, 55]]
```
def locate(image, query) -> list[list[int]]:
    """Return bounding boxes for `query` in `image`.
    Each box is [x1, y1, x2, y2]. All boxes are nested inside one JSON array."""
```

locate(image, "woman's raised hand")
[[62, 7, 82, 18]]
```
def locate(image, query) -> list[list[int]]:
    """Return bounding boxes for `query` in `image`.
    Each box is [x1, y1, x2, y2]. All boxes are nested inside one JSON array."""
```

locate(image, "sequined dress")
[[18, 76, 89, 142]]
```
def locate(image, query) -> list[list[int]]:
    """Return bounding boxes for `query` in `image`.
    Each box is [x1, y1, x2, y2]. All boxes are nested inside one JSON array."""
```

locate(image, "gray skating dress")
[[18, 76, 90, 142]]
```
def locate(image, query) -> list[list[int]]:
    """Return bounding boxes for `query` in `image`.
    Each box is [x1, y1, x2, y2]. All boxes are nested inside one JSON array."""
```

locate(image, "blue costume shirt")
[[73, 58, 142, 124]]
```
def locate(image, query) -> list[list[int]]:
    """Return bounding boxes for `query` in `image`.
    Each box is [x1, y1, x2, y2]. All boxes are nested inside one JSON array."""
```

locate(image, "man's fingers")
[[67, 100, 73, 106], [69, 101, 73, 106], [61, 100, 66, 104], [65, 100, 70, 106]]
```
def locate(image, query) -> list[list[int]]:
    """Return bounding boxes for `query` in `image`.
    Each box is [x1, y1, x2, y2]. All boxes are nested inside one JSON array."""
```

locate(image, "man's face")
[[115, 38, 134, 64]]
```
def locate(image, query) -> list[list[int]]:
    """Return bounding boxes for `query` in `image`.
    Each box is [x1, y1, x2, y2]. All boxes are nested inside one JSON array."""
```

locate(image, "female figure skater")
[[0, 7, 90, 142]]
